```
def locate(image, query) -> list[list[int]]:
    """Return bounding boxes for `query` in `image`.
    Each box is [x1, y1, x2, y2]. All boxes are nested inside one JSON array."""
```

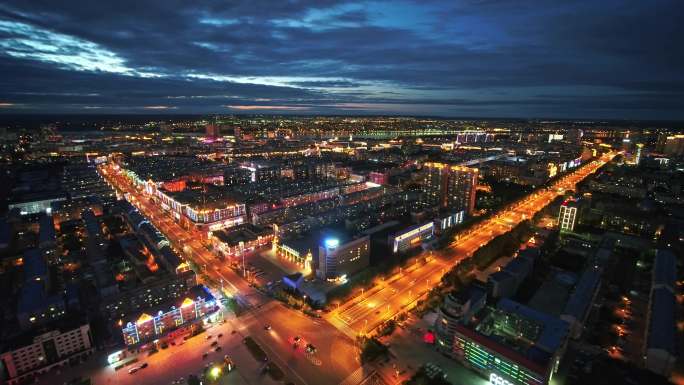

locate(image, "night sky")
[[0, 0, 682, 119]]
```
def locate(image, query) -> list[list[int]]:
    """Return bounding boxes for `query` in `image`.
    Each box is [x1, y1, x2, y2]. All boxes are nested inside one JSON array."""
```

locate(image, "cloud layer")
[[1, 0, 682, 119]]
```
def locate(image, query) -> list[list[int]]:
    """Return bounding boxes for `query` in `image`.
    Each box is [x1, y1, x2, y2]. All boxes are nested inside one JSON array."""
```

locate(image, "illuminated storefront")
[[121, 285, 218, 346]]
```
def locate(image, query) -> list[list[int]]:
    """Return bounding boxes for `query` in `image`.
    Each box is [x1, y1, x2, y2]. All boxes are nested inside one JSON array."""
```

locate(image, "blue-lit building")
[[120, 285, 218, 346], [277, 227, 370, 281], [317, 230, 370, 281]]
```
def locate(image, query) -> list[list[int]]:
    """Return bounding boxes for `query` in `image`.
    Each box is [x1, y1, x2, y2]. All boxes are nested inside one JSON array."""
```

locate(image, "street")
[[94, 152, 614, 384], [327, 153, 615, 337]]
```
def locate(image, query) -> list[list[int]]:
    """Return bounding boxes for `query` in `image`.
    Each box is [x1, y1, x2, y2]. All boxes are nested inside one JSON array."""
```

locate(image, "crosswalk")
[[339, 365, 374, 385]]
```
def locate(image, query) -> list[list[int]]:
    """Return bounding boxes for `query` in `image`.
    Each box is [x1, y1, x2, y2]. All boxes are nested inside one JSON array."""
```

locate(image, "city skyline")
[[0, 2, 683, 385], [1, 0, 683, 120]]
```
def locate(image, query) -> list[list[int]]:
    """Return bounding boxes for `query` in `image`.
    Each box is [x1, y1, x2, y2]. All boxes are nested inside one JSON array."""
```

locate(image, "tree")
[[358, 337, 388, 363]]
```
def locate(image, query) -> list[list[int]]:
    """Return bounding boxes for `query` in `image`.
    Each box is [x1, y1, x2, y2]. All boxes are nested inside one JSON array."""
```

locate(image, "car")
[[264, 325, 272, 330], [305, 344, 317, 353], [293, 336, 301, 342], [128, 367, 139, 374]]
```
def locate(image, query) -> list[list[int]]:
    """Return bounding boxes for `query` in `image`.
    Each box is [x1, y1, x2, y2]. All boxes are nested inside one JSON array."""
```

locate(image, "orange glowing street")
[[328, 152, 617, 337], [98, 162, 266, 307]]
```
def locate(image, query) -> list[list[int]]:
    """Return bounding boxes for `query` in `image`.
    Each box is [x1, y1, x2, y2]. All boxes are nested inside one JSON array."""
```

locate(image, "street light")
[[242, 252, 246, 278]]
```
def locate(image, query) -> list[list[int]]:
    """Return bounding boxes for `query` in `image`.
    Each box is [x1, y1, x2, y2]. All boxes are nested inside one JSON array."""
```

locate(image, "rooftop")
[[496, 298, 569, 354], [653, 249, 676, 290], [23, 248, 47, 282], [647, 287, 676, 353], [562, 267, 601, 320]]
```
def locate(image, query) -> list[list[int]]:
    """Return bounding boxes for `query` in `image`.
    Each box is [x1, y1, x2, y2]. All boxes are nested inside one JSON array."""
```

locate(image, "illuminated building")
[[280, 187, 340, 207], [8, 193, 66, 216], [120, 285, 218, 346], [274, 241, 313, 273], [480, 159, 525, 182], [452, 299, 569, 385], [206, 123, 220, 140], [421, 162, 478, 215], [390, 222, 434, 254], [210, 224, 273, 259], [317, 233, 370, 281], [239, 161, 280, 182], [635, 143, 643, 165], [368, 171, 389, 185], [0, 324, 94, 385], [50, 196, 103, 230], [434, 285, 486, 352], [276, 228, 369, 279], [558, 199, 577, 232], [435, 210, 465, 233], [153, 187, 246, 234]]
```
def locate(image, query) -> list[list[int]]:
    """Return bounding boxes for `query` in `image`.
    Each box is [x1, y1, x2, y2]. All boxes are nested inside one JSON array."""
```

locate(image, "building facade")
[[317, 235, 370, 281], [120, 285, 218, 346], [421, 163, 478, 215], [0, 325, 94, 385], [558, 200, 577, 232], [391, 222, 434, 254]]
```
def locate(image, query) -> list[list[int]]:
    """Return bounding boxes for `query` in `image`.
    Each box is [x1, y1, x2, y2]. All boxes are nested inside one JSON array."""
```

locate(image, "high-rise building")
[[558, 199, 578, 232], [434, 285, 486, 353], [206, 123, 220, 140], [635, 143, 644, 165], [421, 163, 478, 215], [317, 232, 370, 281]]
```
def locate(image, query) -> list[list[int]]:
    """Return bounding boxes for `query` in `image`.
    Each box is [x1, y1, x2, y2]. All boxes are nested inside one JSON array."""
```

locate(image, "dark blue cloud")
[[0, 0, 682, 119]]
